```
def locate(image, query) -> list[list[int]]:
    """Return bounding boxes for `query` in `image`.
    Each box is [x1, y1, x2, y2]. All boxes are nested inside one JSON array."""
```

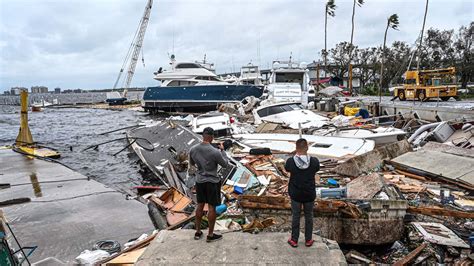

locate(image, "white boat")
[[312, 127, 407, 145], [252, 102, 329, 129], [192, 112, 233, 136], [232, 133, 375, 158], [142, 55, 263, 112], [238, 64, 263, 86], [261, 60, 314, 107]]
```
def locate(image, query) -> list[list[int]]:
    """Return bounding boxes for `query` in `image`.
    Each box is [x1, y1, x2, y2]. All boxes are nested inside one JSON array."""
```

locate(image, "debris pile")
[[103, 99, 473, 264]]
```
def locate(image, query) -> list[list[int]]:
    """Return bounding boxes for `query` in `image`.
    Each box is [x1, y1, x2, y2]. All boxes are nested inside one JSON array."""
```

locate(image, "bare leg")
[[195, 203, 205, 233], [207, 204, 216, 237]]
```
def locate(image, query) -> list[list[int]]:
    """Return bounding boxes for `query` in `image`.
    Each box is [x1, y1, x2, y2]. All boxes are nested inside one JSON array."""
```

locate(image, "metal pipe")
[[407, 122, 442, 143]]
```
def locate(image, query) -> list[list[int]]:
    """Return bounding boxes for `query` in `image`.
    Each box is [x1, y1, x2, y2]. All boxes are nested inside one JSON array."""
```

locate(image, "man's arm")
[[284, 158, 292, 173], [188, 148, 195, 168], [214, 149, 228, 168]]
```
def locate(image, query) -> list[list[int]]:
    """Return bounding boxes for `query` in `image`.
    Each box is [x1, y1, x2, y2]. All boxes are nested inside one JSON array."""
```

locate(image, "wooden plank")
[[407, 206, 474, 219], [393, 243, 427, 266], [394, 170, 428, 181], [106, 247, 146, 265], [239, 196, 361, 218]]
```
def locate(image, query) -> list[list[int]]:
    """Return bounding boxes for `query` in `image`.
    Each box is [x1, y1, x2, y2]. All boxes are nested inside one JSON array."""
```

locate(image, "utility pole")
[[349, 64, 353, 95], [416, 0, 429, 71]]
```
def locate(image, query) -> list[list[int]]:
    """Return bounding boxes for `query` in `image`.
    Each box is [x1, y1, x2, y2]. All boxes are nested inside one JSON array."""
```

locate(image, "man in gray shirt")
[[189, 127, 228, 242]]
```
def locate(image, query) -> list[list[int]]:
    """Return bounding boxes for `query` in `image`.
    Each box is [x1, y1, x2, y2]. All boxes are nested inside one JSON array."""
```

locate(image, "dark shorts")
[[196, 181, 221, 206]]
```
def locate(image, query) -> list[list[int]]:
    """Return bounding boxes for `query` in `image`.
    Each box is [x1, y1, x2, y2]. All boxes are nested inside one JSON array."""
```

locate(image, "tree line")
[[320, 0, 472, 94]]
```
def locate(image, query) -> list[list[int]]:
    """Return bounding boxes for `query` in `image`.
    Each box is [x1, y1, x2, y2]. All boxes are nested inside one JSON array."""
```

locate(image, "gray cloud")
[[0, 0, 472, 91]]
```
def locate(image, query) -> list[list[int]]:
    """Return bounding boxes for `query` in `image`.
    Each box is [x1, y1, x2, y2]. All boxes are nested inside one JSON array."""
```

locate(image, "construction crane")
[[109, 0, 153, 104]]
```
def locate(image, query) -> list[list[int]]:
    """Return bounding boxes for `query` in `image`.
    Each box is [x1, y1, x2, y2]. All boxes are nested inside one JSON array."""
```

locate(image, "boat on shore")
[[232, 133, 375, 159], [311, 126, 407, 145], [252, 102, 329, 129], [261, 60, 314, 107], [142, 55, 263, 113]]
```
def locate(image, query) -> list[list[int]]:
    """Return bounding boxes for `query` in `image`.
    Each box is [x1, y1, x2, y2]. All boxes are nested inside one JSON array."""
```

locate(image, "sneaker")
[[305, 239, 314, 247], [206, 233, 223, 242], [287, 238, 298, 248], [194, 231, 203, 240]]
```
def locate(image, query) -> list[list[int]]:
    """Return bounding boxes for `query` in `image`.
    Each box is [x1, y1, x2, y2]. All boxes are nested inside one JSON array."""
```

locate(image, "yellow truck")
[[394, 67, 458, 101]]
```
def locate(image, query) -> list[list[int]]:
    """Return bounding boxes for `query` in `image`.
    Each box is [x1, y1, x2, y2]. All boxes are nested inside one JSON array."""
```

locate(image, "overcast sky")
[[0, 0, 472, 92]]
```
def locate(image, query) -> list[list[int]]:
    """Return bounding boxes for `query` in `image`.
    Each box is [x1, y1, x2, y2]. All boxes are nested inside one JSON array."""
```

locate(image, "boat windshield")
[[275, 72, 304, 85], [257, 104, 303, 117], [175, 63, 201, 69]]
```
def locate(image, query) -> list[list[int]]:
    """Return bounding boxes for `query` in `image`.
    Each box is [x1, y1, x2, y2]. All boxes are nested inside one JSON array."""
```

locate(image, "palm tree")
[[349, 0, 364, 94], [324, 0, 336, 71], [378, 14, 399, 104], [416, 0, 429, 70], [350, 0, 364, 47]]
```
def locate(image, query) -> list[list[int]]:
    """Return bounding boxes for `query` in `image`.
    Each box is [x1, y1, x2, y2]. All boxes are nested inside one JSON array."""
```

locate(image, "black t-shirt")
[[285, 157, 320, 203]]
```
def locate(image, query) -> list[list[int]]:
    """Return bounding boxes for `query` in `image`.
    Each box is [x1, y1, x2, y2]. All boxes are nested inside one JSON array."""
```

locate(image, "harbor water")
[[0, 103, 158, 194]]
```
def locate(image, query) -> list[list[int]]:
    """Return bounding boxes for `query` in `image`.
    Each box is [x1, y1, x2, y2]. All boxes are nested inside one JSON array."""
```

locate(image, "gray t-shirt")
[[189, 142, 228, 183]]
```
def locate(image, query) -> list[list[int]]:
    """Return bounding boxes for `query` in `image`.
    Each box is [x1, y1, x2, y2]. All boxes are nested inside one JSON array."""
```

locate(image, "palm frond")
[[326, 0, 337, 17], [388, 14, 400, 30]]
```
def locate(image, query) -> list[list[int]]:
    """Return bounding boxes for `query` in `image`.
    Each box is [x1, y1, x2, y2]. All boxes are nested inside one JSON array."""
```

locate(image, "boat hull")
[[142, 85, 263, 112]]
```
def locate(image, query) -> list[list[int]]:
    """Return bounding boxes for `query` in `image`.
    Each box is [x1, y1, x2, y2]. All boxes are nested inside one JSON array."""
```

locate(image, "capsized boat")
[[142, 55, 263, 112], [232, 133, 375, 159], [252, 102, 329, 129]]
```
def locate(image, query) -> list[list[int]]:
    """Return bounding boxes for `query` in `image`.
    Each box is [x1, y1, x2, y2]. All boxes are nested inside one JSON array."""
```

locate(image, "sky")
[[0, 0, 472, 92]]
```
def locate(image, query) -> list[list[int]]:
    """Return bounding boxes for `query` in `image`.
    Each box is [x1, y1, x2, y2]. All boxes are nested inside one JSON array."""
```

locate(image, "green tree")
[[379, 14, 399, 101], [454, 22, 473, 90]]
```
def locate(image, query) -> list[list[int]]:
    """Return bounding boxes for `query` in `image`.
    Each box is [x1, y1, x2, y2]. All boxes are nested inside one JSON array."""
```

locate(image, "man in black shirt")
[[284, 138, 320, 248]]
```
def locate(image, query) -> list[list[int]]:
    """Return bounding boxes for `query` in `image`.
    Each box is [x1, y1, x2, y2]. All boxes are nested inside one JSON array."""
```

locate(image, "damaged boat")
[[252, 102, 329, 129], [311, 126, 407, 145], [232, 133, 375, 158]]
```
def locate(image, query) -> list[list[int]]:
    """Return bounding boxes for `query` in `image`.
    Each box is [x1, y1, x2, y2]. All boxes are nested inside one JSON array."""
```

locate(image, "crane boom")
[[113, 0, 153, 94]]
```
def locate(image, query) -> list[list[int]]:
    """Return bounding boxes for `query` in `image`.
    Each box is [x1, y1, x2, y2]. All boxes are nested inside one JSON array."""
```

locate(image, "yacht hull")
[[142, 84, 263, 112]]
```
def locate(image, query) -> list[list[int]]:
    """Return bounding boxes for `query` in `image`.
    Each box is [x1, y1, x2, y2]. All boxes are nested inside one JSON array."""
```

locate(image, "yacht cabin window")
[[175, 63, 201, 69], [275, 73, 304, 85], [195, 76, 221, 81], [168, 80, 197, 87]]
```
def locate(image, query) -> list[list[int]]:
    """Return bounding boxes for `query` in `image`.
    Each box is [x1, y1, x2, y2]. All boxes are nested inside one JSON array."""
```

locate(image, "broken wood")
[[239, 195, 362, 218], [393, 242, 427, 266], [394, 169, 428, 181], [407, 206, 474, 219]]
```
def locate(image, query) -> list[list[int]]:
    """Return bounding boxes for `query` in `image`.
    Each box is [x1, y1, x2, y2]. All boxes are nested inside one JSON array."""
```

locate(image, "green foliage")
[[388, 14, 399, 30], [326, 0, 336, 17]]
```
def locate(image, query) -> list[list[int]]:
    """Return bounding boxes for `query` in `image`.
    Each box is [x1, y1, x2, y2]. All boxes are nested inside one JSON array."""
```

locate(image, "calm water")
[[0, 104, 158, 194]]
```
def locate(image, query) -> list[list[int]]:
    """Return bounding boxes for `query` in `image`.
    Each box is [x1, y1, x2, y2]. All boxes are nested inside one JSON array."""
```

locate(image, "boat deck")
[[0, 148, 154, 263]]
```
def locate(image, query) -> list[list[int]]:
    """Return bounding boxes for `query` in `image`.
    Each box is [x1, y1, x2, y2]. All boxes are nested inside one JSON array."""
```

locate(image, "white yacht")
[[142, 55, 263, 112], [262, 60, 315, 107]]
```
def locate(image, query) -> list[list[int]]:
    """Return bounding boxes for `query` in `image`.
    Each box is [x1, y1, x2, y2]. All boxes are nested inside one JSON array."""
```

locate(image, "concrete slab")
[[391, 149, 474, 186], [137, 230, 347, 265], [0, 149, 154, 263]]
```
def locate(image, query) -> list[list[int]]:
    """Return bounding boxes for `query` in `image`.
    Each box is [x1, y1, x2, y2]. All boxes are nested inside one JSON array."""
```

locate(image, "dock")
[[0, 148, 154, 263], [136, 230, 347, 265]]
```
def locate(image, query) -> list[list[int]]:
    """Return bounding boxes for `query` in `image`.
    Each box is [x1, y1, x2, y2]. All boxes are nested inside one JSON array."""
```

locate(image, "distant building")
[[63, 89, 73, 93], [73, 89, 82, 93], [31, 86, 48, 94], [10, 87, 28, 95], [54, 87, 61, 94], [3, 91, 11, 95]]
